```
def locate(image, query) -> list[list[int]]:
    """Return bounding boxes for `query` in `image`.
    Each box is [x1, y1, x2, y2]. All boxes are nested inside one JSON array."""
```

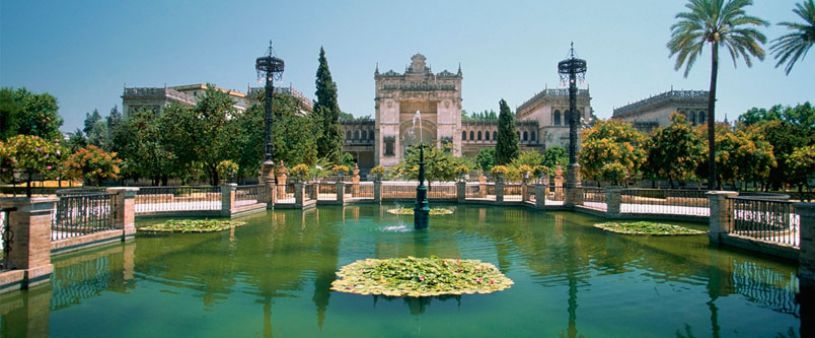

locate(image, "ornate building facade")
[[612, 89, 708, 132]]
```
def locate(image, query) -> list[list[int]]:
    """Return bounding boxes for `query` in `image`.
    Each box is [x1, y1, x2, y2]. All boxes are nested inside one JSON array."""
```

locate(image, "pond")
[[1, 205, 803, 337]]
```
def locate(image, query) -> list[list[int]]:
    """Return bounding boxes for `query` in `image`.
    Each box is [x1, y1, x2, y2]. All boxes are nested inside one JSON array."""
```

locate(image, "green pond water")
[[0, 205, 804, 338]]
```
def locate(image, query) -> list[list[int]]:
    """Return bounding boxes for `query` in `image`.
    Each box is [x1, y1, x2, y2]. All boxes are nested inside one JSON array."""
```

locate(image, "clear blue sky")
[[1, 0, 813, 132]]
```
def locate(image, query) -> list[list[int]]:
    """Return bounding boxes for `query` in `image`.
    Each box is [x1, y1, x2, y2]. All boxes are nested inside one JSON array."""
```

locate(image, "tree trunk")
[[707, 42, 719, 190]]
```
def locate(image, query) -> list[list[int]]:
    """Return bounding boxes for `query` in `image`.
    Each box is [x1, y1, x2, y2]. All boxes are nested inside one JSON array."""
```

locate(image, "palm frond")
[[770, 0, 815, 74]]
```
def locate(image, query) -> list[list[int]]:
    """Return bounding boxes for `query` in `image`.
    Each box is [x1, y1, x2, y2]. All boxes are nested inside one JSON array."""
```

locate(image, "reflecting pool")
[[0, 205, 804, 337]]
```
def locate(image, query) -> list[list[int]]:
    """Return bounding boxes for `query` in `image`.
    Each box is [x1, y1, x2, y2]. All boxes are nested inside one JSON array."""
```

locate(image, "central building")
[[374, 53, 463, 167]]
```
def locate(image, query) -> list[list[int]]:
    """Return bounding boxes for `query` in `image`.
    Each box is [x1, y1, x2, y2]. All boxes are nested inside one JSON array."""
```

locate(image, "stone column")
[[294, 182, 305, 207], [479, 175, 487, 198], [221, 183, 237, 217], [308, 182, 318, 200], [373, 180, 382, 204], [259, 161, 276, 208], [276, 161, 288, 200], [336, 179, 346, 204], [605, 187, 622, 217], [796, 203, 815, 289], [554, 166, 564, 201], [1, 197, 57, 287], [352, 164, 360, 197], [456, 181, 466, 203], [496, 176, 505, 203], [521, 183, 529, 203], [107, 187, 139, 241], [535, 183, 546, 208], [707, 191, 738, 244]]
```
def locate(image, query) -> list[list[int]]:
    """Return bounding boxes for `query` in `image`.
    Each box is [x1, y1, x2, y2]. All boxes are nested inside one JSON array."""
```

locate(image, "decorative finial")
[[570, 41, 575, 58], [375, 62, 380, 75], [457, 62, 462, 76], [267, 40, 274, 57]]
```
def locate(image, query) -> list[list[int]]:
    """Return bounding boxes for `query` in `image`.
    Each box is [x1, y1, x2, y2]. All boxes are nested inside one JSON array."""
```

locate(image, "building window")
[[485, 130, 490, 141], [531, 131, 536, 141], [470, 131, 475, 141], [462, 131, 467, 141], [523, 131, 528, 141], [354, 130, 360, 140], [384, 137, 395, 156], [698, 111, 706, 124], [361, 130, 367, 140], [477, 131, 482, 141], [554, 110, 561, 125], [369, 130, 375, 140], [492, 131, 497, 140], [346, 130, 352, 140]]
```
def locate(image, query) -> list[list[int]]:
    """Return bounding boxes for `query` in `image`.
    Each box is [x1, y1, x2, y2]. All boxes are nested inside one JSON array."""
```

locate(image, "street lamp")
[[558, 42, 587, 206], [256, 41, 285, 164], [414, 144, 430, 230]]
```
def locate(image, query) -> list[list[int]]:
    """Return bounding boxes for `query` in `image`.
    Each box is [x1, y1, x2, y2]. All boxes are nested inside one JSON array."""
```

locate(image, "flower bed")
[[593, 221, 705, 236], [330, 256, 513, 297], [138, 219, 246, 233], [386, 207, 454, 216]]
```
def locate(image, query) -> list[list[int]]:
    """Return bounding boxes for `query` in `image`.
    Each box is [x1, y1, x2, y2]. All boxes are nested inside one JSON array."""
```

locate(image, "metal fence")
[[317, 182, 337, 201], [235, 185, 263, 205], [503, 184, 524, 202], [352, 182, 374, 199], [1, 207, 14, 270], [581, 187, 607, 211], [382, 182, 416, 199], [465, 183, 483, 199], [52, 192, 115, 241], [427, 184, 456, 200], [729, 196, 800, 248], [135, 186, 221, 214], [620, 188, 709, 216]]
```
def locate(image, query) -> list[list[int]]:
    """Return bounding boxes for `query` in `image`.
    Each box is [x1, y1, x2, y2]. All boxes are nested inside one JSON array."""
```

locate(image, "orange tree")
[[643, 114, 705, 188], [65, 145, 122, 186], [0, 135, 62, 196], [700, 125, 776, 189], [579, 120, 646, 186]]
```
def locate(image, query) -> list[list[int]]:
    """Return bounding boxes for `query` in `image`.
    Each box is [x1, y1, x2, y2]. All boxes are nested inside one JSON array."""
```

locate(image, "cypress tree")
[[314, 47, 343, 163], [495, 99, 520, 165]]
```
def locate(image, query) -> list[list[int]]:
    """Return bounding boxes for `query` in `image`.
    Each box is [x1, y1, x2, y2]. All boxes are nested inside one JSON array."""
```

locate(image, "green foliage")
[[64, 145, 122, 185], [394, 144, 467, 182], [314, 47, 343, 162], [290, 163, 310, 182], [787, 145, 815, 189], [0, 135, 62, 193], [370, 165, 385, 177], [0, 87, 63, 141], [462, 109, 498, 122], [771, 0, 815, 74], [216, 160, 239, 183], [707, 126, 777, 187], [139, 219, 246, 233], [330, 257, 513, 297], [593, 221, 705, 236], [542, 146, 568, 170], [490, 165, 509, 177], [112, 109, 176, 185], [495, 99, 520, 165], [475, 148, 496, 172], [579, 120, 646, 185], [644, 114, 705, 186]]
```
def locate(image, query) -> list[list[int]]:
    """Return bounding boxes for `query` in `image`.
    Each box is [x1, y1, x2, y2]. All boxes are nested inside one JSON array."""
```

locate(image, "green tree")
[[395, 143, 465, 183], [703, 125, 776, 188], [579, 120, 646, 186], [495, 99, 520, 164], [0, 87, 63, 141], [787, 145, 815, 193], [113, 109, 177, 185], [771, 0, 815, 75], [475, 148, 496, 172], [314, 47, 343, 163], [542, 146, 568, 170], [64, 129, 88, 154], [64, 145, 122, 186], [83, 109, 102, 136], [191, 85, 241, 185], [0, 135, 62, 196], [644, 114, 705, 187], [667, 0, 768, 188]]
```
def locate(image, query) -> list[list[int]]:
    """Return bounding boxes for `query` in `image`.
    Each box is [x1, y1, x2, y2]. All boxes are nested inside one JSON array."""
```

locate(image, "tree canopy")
[[495, 99, 520, 165], [579, 120, 646, 185]]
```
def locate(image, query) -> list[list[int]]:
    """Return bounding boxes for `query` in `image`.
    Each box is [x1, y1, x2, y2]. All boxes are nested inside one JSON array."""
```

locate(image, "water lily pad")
[[331, 256, 513, 297], [387, 208, 454, 216], [139, 219, 246, 233], [593, 221, 705, 236]]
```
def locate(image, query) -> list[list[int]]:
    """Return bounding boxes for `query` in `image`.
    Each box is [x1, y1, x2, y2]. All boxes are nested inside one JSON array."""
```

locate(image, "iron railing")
[[135, 186, 221, 214], [620, 188, 709, 216], [428, 184, 456, 200], [317, 182, 337, 200], [503, 184, 524, 202], [729, 196, 800, 248], [352, 182, 374, 199], [235, 185, 263, 205], [52, 192, 115, 241], [1, 207, 15, 270], [581, 187, 607, 211], [465, 183, 483, 199]]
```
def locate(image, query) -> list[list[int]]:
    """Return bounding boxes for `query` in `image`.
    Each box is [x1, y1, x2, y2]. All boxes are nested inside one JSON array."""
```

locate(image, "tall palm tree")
[[667, 0, 768, 189], [771, 0, 815, 75]]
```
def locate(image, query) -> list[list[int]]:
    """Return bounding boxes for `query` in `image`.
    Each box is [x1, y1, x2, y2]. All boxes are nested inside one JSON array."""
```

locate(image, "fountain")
[[413, 110, 430, 229]]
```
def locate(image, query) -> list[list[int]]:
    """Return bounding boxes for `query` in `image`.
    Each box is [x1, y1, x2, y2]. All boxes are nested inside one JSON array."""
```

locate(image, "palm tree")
[[771, 0, 815, 75], [667, 0, 768, 189]]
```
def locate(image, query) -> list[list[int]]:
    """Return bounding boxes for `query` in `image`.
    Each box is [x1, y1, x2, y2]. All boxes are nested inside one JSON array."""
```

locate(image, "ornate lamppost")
[[558, 42, 587, 207], [256, 42, 285, 202], [414, 144, 430, 230]]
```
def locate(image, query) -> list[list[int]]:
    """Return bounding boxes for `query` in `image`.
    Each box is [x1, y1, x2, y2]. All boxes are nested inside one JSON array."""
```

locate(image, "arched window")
[[485, 130, 490, 141], [346, 130, 352, 140], [470, 131, 475, 140], [369, 129, 375, 140], [462, 131, 467, 141], [554, 110, 562, 125], [361, 130, 367, 140], [354, 130, 360, 140], [477, 131, 482, 141], [698, 111, 706, 124], [523, 131, 528, 141], [531, 131, 536, 141], [492, 131, 497, 140]]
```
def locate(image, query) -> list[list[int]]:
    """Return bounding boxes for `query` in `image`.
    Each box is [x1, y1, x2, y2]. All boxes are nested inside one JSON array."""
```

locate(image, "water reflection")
[[0, 205, 806, 337]]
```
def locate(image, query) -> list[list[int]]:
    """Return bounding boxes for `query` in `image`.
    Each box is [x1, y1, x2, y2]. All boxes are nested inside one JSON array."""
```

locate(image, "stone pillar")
[[796, 203, 815, 289], [336, 179, 346, 204], [308, 182, 318, 200], [479, 175, 487, 198], [457, 181, 466, 203], [373, 180, 382, 204], [352, 164, 360, 196], [107, 187, 139, 241], [605, 188, 622, 217], [554, 166, 564, 201], [221, 183, 237, 217], [535, 184, 545, 208], [1, 197, 57, 287], [260, 161, 276, 208], [294, 182, 305, 207], [496, 176, 505, 202], [521, 183, 529, 203], [276, 161, 288, 200], [707, 191, 738, 244]]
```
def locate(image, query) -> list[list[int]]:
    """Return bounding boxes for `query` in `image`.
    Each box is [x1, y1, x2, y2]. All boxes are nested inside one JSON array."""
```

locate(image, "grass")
[[593, 221, 705, 236], [386, 207, 454, 216], [138, 219, 246, 233], [331, 256, 513, 297]]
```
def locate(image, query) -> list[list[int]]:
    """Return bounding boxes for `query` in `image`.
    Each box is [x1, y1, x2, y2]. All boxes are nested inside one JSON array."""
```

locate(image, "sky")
[[1, 0, 813, 132]]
